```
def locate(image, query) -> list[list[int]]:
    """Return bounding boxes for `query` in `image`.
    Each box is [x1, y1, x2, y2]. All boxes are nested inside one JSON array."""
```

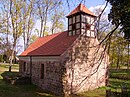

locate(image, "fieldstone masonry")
[[61, 35, 109, 95]]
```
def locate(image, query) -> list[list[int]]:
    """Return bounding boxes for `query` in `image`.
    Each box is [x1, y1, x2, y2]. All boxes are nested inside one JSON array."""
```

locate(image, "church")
[[19, 4, 109, 96]]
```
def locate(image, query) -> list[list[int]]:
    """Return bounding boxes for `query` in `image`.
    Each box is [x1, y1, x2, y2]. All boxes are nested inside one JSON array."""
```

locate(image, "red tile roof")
[[20, 31, 78, 56], [67, 4, 96, 17]]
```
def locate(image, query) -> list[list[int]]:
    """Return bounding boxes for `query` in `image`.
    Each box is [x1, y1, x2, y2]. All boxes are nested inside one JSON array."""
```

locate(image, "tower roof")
[[67, 4, 96, 17]]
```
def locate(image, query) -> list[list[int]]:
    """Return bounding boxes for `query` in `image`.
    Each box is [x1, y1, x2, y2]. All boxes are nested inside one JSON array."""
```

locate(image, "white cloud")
[[89, 4, 110, 14], [88, 4, 111, 21]]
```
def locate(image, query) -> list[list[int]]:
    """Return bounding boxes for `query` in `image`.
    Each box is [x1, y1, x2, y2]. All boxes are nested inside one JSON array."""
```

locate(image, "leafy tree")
[[21, 0, 35, 50], [106, 0, 130, 40], [0, 36, 12, 62], [0, 0, 28, 71], [109, 30, 128, 68], [50, 5, 64, 34], [34, 0, 63, 37], [8, 0, 24, 71], [0, 0, 11, 61], [29, 34, 39, 45], [92, 7, 111, 41], [106, 0, 130, 68]]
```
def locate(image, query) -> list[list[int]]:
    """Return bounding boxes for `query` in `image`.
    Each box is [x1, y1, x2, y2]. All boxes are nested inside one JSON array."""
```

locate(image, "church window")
[[41, 64, 45, 79], [23, 62, 26, 72]]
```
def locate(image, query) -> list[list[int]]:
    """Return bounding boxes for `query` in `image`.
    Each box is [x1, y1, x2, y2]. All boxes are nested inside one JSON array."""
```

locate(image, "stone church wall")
[[31, 60, 64, 95], [19, 57, 31, 77], [62, 35, 109, 95], [19, 56, 65, 96]]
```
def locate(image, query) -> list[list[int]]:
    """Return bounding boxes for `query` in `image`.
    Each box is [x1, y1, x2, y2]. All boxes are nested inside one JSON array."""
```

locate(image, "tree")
[[109, 30, 128, 69], [21, 0, 35, 50], [92, 6, 111, 41], [106, 0, 130, 40], [0, 0, 13, 62], [50, 5, 64, 34], [0, 38, 4, 55], [8, 0, 25, 71], [106, 0, 130, 68], [0, 0, 29, 71], [34, 0, 62, 37], [0, 0, 35, 65], [29, 34, 39, 45]]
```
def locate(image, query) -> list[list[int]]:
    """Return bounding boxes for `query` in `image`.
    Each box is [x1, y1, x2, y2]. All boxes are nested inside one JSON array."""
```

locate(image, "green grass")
[[77, 78, 130, 97], [77, 87, 106, 97], [110, 69, 130, 75], [109, 70, 130, 90], [110, 69, 130, 80], [109, 78, 130, 89]]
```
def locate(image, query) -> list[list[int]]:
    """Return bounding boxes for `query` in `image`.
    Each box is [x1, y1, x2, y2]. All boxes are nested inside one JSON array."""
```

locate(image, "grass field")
[[0, 63, 57, 97], [0, 63, 130, 97]]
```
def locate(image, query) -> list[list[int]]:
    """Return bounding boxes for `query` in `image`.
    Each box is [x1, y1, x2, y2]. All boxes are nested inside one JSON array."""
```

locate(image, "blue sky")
[[64, 0, 108, 14], [84, 0, 106, 7]]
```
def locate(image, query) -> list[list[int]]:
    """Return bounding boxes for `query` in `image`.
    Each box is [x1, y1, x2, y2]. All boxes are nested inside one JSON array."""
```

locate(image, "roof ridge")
[[39, 31, 67, 39], [80, 3, 83, 11], [67, 3, 96, 17]]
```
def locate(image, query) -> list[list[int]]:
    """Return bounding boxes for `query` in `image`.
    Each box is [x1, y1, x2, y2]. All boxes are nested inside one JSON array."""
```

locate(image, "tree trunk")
[[116, 50, 120, 69], [127, 41, 129, 69], [9, 55, 13, 72], [9, 65, 12, 72], [116, 58, 119, 69], [9, 40, 16, 72], [40, 19, 43, 37], [9, 51, 14, 72]]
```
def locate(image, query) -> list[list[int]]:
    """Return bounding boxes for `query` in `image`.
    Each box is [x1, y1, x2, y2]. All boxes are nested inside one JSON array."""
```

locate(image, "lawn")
[[110, 69, 130, 80], [0, 63, 130, 97], [0, 63, 56, 97]]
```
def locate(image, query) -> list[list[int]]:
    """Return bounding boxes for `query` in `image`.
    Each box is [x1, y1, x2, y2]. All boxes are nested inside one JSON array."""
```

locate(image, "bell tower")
[[67, 4, 96, 37]]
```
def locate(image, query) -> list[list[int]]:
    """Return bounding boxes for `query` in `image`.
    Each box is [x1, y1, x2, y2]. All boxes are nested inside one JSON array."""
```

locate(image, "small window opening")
[[23, 62, 26, 72], [41, 64, 45, 79]]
